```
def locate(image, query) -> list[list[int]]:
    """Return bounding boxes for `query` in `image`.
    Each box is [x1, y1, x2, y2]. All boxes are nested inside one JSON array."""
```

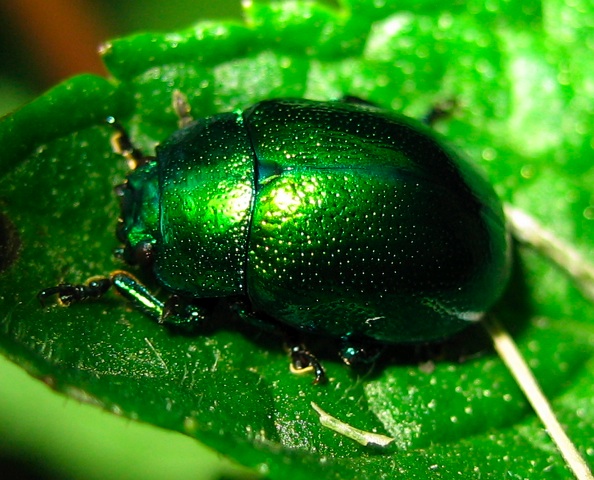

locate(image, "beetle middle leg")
[[38, 277, 112, 306], [232, 302, 326, 384], [287, 342, 326, 385], [339, 337, 383, 368]]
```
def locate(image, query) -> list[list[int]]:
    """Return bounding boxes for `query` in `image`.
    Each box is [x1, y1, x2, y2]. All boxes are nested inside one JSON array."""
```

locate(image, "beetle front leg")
[[161, 294, 208, 326], [106, 116, 154, 169], [39, 271, 207, 327], [110, 271, 207, 326], [38, 272, 163, 318], [38, 277, 112, 306], [109, 271, 164, 320]]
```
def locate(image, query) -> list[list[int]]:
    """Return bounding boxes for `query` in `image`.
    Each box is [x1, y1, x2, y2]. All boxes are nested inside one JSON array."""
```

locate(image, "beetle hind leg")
[[106, 116, 154, 169]]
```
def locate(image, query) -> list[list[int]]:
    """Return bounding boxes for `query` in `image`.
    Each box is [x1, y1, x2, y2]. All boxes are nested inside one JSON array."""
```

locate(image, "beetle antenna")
[[483, 314, 593, 480]]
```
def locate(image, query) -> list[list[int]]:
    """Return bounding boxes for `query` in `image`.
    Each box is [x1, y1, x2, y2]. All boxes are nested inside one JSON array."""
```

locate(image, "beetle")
[[39, 96, 511, 383]]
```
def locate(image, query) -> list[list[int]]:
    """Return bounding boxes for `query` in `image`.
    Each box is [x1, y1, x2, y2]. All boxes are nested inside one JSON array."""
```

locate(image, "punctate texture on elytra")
[[119, 98, 510, 344]]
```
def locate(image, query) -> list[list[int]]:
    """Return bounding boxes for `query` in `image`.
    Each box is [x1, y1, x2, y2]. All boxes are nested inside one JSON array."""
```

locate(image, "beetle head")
[[115, 162, 159, 267]]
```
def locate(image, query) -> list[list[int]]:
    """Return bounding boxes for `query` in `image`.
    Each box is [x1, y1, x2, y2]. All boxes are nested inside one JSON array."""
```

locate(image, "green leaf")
[[1, 0, 594, 478]]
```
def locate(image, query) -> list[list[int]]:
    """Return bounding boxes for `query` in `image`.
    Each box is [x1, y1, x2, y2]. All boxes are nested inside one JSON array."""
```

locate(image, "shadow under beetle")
[[39, 95, 511, 383]]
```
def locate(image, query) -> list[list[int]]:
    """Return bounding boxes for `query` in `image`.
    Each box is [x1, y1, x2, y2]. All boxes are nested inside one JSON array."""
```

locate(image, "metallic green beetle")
[[40, 98, 510, 382]]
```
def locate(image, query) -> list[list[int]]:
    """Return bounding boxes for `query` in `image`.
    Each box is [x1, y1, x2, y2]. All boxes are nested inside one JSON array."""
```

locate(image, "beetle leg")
[[39, 271, 164, 320], [110, 272, 204, 325], [39, 271, 207, 327], [288, 343, 326, 384], [172, 90, 194, 129], [340, 95, 378, 108], [231, 302, 327, 384], [106, 116, 154, 169], [111, 272, 209, 327], [109, 271, 164, 321], [339, 338, 383, 367], [422, 99, 457, 126], [161, 294, 208, 326], [38, 276, 112, 307]]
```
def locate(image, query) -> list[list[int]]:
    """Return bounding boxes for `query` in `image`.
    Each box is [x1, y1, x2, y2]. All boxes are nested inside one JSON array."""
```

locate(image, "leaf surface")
[[1, 1, 594, 478]]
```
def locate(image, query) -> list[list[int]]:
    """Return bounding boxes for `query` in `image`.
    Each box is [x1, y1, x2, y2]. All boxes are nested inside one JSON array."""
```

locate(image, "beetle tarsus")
[[38, 277, 112, 307], [289, 343, 326, 384]]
